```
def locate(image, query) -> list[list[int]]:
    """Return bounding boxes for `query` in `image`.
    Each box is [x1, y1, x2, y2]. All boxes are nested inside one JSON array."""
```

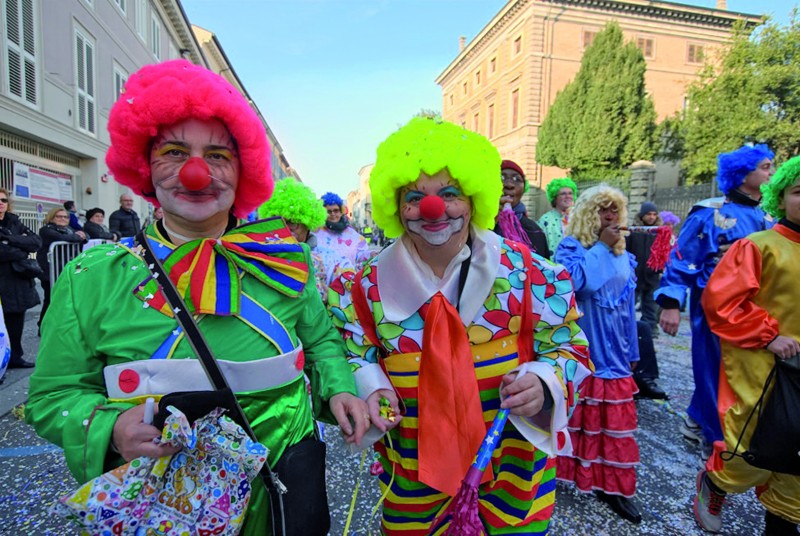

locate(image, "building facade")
[[347, 163, 374, 231], [0, 0, 296, 231], [0, 0, 205, 229], [436, 0, 761, 209]]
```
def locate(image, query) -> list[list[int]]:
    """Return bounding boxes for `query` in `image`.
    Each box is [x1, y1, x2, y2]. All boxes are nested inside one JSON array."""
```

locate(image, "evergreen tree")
[[660, 14, 800, 184], [537, 22, 657, 179]]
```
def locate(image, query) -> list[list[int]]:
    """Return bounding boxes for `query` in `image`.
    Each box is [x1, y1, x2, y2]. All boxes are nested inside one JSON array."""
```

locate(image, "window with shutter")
[[113, 64, 128, 102], [135, 0, 146, 41], [150, 14, 160, 59], [74, 27, 96, 135], [4, 0, 38, 106]]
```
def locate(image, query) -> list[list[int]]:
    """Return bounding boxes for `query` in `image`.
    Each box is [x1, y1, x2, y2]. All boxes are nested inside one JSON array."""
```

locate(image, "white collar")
[[376, 227, 501, 325]]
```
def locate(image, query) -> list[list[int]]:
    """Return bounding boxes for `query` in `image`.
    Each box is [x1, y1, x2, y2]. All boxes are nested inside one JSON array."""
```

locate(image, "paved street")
[[0, 294, 764, 535]]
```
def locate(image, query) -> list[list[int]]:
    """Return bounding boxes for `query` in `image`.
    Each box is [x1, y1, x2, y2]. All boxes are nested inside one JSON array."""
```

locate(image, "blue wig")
[[321, 192, 344, 207], [716, 144, 774, 195]]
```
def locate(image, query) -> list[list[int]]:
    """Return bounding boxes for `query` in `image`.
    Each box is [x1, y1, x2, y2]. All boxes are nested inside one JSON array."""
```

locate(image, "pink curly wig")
[[106, 60, 272, 218]]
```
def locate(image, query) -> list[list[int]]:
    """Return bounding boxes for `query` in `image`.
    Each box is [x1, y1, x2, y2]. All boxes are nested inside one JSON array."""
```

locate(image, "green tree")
[[537, 22, 657, 179], [661, 13, 800, 184]]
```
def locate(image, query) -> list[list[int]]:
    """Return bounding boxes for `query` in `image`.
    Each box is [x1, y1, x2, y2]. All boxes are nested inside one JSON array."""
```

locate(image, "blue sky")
[[181, 0, 796, 197]]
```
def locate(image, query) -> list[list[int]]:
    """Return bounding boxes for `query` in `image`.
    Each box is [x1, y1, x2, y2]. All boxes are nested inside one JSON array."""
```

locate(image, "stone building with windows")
[[0, 0, 293, 230], [435, 0, 761, 209], [347, 163, 374, 231]]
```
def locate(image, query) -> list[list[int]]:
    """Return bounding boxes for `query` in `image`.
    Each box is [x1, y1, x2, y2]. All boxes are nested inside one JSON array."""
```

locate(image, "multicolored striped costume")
[[328, 229, 592, 535]]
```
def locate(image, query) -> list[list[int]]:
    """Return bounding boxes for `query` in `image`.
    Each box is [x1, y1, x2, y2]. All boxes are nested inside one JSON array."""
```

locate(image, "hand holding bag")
[[54, 406, 268, 535]]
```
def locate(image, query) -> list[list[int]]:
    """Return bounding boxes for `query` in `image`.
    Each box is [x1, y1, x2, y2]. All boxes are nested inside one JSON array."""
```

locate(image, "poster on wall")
[[13, 162, 73, 204]]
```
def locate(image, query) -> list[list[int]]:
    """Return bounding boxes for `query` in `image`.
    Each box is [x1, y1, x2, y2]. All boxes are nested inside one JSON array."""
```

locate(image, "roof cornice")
[[160, 0, 207, 67], [547, 0, 761, 28]]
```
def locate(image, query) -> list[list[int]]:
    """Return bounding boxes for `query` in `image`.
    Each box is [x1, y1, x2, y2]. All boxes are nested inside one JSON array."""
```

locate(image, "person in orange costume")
[[695, 156, 800, 535]]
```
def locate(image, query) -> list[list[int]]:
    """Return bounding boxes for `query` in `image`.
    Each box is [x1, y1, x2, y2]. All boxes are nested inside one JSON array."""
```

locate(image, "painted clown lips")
[[406, 216, 465, 246], [154, 171, 235, 204]]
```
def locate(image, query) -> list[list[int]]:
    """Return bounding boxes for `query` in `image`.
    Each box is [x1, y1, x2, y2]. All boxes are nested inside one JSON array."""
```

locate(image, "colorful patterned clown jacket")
[[328, 228, 592, 535], [25, 219, 357, 536]]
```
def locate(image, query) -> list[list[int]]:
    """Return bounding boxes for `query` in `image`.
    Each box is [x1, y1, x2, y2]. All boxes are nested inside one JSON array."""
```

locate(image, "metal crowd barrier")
[[47, 239, 113, 284]]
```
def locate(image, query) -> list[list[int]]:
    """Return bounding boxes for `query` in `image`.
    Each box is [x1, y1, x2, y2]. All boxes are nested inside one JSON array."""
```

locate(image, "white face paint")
[[399, 171, 472, 252], [405, 217, 465, 246]]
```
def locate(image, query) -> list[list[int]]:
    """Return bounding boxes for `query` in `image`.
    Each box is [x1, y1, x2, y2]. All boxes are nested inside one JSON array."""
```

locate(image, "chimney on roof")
[[716, 0, 727, 9], [459, 36, 466, 51]]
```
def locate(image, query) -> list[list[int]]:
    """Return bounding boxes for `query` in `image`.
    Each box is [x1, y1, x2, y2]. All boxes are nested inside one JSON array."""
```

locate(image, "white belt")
[[104, 345, 304, 400]]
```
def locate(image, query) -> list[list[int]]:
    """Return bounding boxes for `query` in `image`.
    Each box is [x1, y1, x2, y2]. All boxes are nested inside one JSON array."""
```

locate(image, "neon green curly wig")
[[546, 178, 578, 206], [761, 155, 800, 219], [257, 177, 326, 231], [369, 117, 502, 238]]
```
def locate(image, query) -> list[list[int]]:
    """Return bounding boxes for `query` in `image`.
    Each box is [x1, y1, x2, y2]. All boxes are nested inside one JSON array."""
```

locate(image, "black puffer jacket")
[[625, 214, 664, 290], [0, 213, 42, 313], [83, 221, 117, 241], [37, 223, 86, 277]]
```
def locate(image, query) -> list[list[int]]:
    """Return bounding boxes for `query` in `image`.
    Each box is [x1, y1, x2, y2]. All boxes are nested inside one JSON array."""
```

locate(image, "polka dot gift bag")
[[52, 406, 268, 535]]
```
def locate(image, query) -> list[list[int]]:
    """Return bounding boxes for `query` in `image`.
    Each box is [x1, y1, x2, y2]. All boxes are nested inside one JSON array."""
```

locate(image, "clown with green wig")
[[327, 117, 592, 535], [538, 177, 578, 252], [696, 156, 800, 535], [258, 178, 330, 300]]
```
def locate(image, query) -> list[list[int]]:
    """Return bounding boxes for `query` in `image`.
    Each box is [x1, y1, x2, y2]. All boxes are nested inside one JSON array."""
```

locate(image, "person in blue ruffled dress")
[[555, 184, 643, 524]]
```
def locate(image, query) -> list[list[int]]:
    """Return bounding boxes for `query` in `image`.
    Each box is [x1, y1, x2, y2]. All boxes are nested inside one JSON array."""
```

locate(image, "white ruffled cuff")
[[349, 363, 394, 452], [353, 363, 393, 399], [507, 361, 572, 457]]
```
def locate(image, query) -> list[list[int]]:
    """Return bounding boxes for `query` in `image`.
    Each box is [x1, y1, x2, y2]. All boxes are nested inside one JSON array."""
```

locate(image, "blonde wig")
[[565, 184, 628, 255]]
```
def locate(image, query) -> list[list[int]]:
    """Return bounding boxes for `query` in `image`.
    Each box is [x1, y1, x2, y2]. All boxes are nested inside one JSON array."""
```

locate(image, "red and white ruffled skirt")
[[557, 375, 639, 497]]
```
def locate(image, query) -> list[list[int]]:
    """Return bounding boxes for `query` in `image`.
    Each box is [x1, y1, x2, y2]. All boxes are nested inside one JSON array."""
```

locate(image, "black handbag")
[[138, 233, 330, 536], [721, 353, 800, 475], [11, 257, 43, 279]]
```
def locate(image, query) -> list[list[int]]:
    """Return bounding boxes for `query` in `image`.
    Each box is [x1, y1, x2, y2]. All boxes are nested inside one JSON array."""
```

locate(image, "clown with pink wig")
[[25, 60, 367, 535]]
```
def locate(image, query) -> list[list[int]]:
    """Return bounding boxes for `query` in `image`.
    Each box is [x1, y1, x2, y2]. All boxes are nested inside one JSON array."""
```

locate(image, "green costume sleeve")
[[25, 264, 134, 483], [296, 247, 357, 423]]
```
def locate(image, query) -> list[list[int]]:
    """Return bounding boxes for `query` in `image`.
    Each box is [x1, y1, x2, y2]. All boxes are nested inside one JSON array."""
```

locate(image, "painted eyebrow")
[[403, 190, 425, 202], [438, 185, 462, 196], [154, 140, 236, 154]]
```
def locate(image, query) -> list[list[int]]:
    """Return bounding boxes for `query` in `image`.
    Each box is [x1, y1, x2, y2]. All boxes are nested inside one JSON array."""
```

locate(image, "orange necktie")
[[417, 292, 491, 496]]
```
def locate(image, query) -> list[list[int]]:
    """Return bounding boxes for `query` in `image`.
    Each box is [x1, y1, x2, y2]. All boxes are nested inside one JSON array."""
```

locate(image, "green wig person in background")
[[258, 178, 330, 301], [538, 177, 578, 252]]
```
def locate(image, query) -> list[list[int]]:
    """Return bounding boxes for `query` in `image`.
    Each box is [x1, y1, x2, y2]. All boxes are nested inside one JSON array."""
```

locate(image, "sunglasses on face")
[[0, 198, 8, 203], [327, 208, 341, 215]]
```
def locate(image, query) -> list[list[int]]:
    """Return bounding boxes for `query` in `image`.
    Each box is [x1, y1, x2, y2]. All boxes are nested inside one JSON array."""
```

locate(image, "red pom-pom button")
[[118, 369, 140, 394], [557, 430, 567, 450], [419, 195, 445, 220], [179, 157, 211, 190], [369, 461, 384, 476]]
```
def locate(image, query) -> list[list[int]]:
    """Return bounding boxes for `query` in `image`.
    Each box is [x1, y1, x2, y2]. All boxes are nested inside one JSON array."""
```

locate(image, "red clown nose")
[[419, 195, 446, 221], [178, 157, 212, 191]]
